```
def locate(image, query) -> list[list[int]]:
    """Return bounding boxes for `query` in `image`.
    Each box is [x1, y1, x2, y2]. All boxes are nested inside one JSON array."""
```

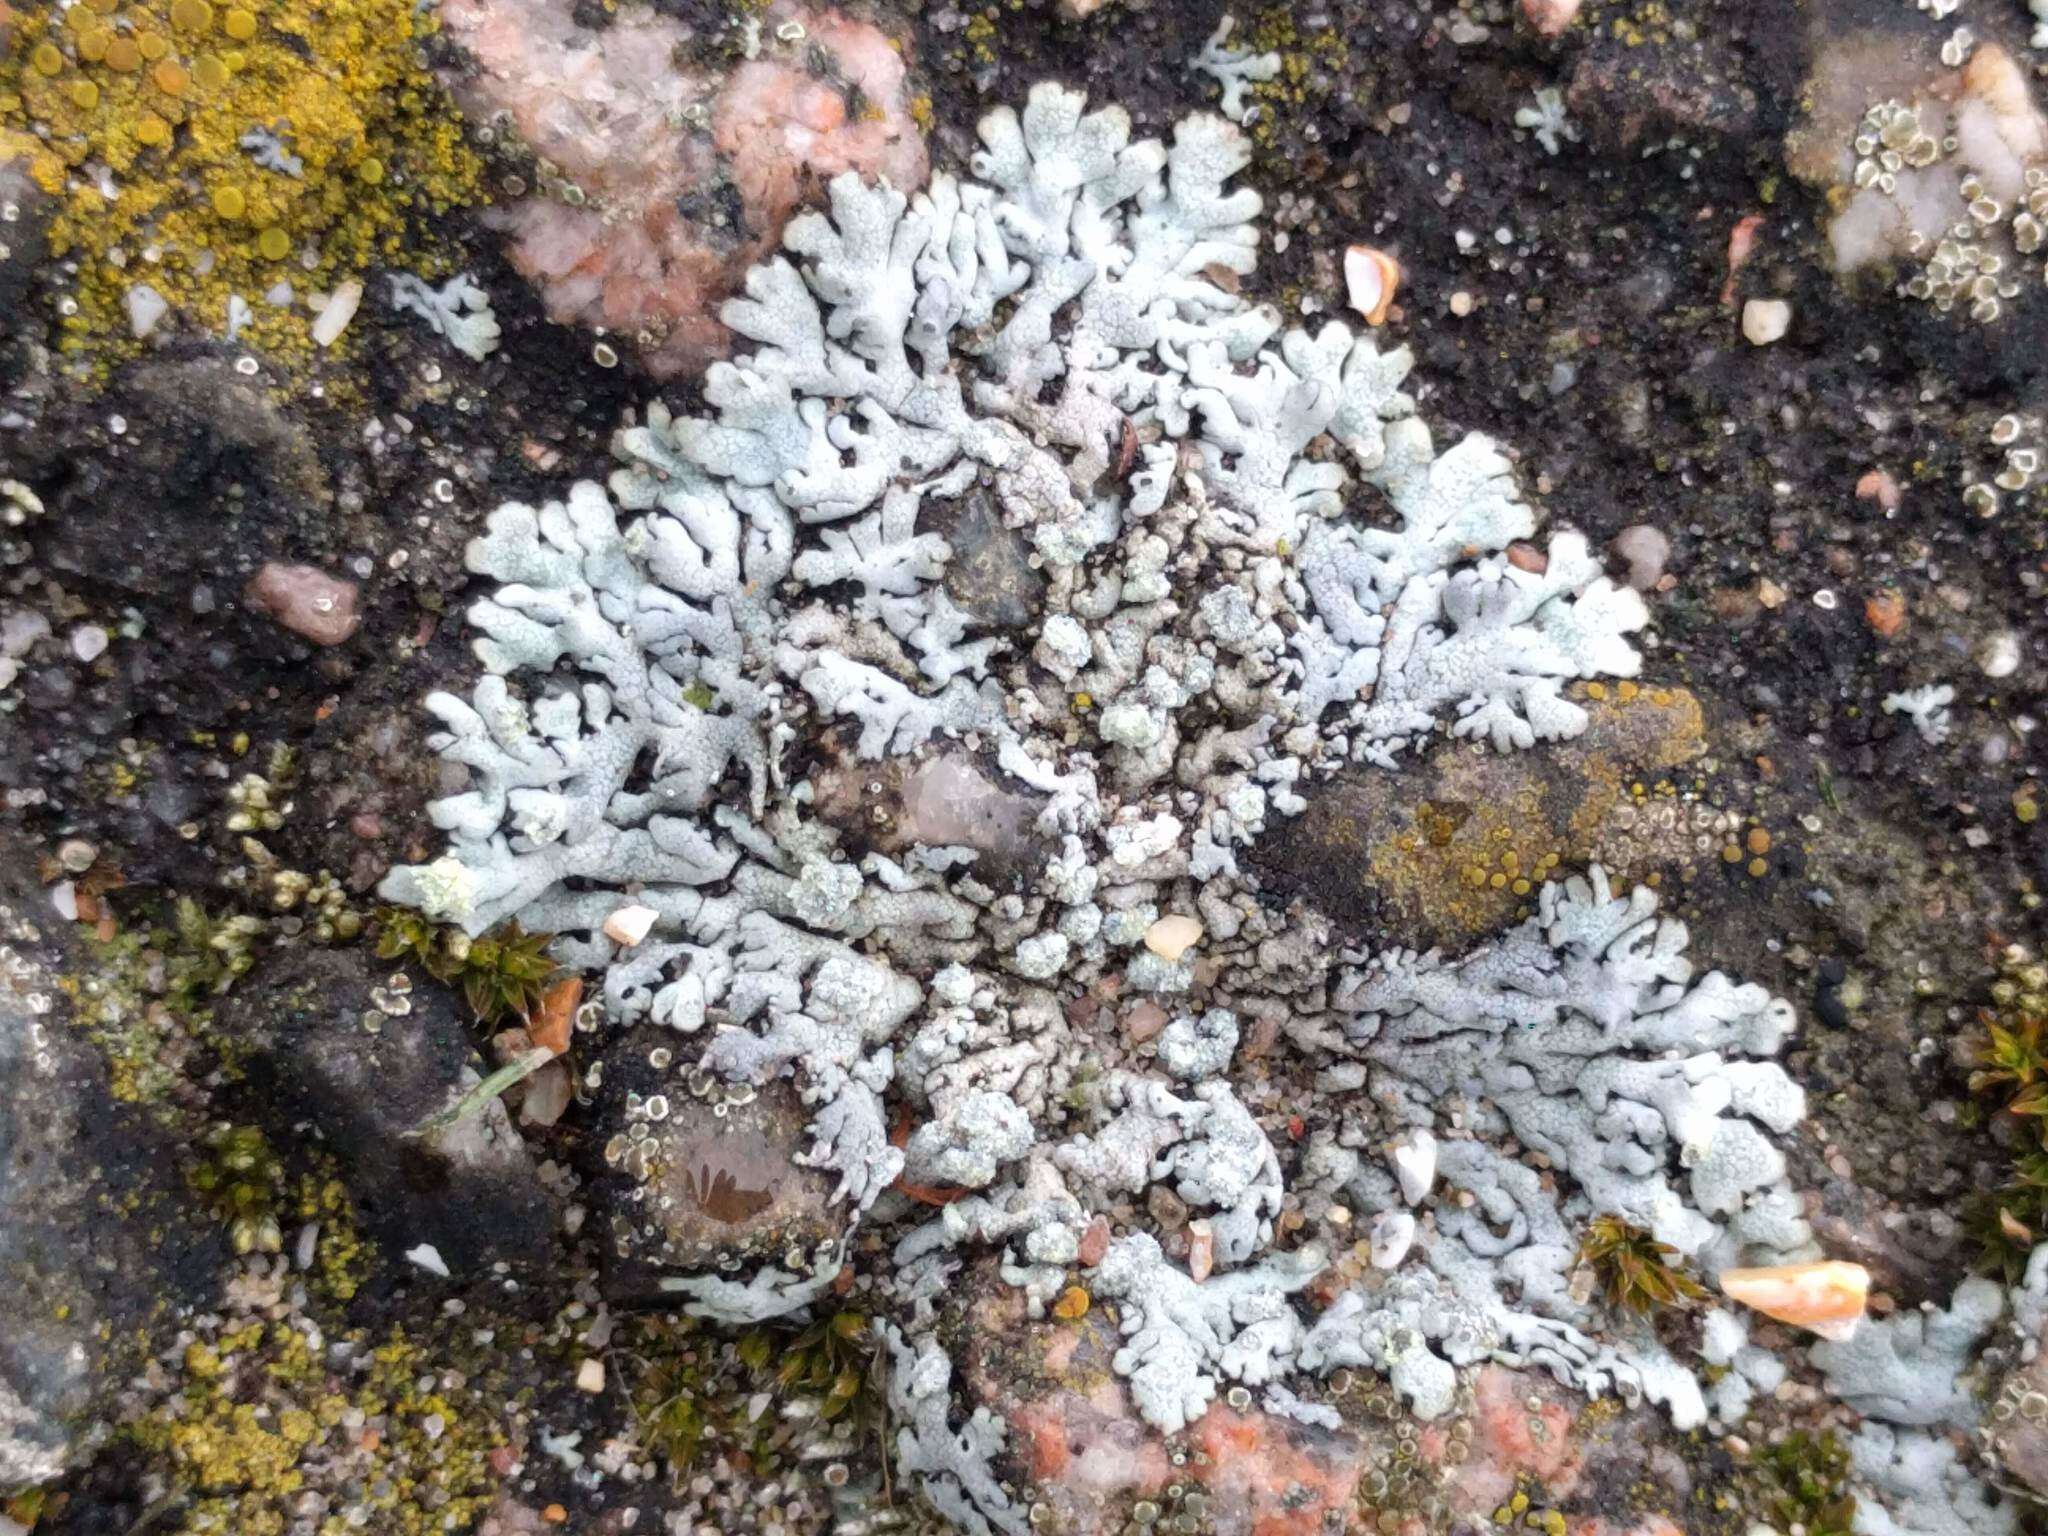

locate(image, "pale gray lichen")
[[1698, 1307, 1787, 1423], [388, 272, 502, 361], [1156, 1007, 1240, 1080], [1815, 1272, 2006, 1427], [239, 122, 305, 177], [882, 1323, 1027, 1536], [1090, 1231, 1327, 1433], [1514, 87, 1581, 155], [381, 78, 1720, 1488], [1849, 1424, 2017, 1536], [1190, 16, 1281, 125], [1883, 681, 1958, 744], [1299, 866, 1810, 1427], [1058, 1073, 1283, 1267]]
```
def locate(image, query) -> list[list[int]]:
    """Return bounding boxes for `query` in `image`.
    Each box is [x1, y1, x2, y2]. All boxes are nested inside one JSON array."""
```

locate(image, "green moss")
[[1574, 1214, 1708, 1314], [1747, 1432, 1857, 1536], [60, 894, 259, 1107], [373, 909, 558, 1026], [1965, 947, 2048, 1282], [623, 1308, 881, 1480], [187, 1122, 285, 1256]]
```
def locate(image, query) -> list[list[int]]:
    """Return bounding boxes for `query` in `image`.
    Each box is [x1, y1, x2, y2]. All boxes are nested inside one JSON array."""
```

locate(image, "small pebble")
[[71, 624, 109, 662], [1742, 298, 1791, 345], [245, 562, 362, 646], [603, 903, 659, 947], [1611, 525, 1670, 591], [1125, 999, 1169, 1043], [1144, 913, 1203, 962], [1520, 0, 1582, 35], [311, 279, 363, 347], [1863, 591, 1906, 639], [1980, 631, 2022, 678], [1855, 468, 1902, 511]]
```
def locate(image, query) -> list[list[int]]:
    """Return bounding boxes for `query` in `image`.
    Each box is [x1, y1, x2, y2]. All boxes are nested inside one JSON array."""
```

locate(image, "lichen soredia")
[[381, 82, 1805, 1532]]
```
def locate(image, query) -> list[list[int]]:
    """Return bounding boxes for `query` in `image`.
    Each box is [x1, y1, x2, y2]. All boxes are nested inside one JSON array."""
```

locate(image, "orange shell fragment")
[[1344, 245, 1401, 327], [1717, 1260, 1869, 1341]]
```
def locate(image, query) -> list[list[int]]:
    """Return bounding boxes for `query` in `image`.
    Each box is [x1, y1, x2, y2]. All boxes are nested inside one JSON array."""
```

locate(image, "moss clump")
[[1575, 1215, 1708, 1314], [187, 1121, 285, 1255], [624, 1308, 881, 1479], [1748, 1432, 1857, 1536], [373, 908, 558, 1027], [61, 894, 261, 1106], [1965, 947, 2048, 1282], [758, 1308, 881, 1428], [0, 0, 483, 375]]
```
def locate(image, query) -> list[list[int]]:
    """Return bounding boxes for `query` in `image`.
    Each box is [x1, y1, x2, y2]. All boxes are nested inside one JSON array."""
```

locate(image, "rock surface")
[[215, 945, 559, 1281]]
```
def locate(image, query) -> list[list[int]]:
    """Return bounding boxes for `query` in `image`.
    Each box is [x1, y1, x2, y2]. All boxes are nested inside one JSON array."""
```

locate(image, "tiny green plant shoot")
[[187, 1123, 285, 1256], [1751, 1430, 1858, 1536], [1575, 1215, 1708, 1315], [625, 1310, 882, 1478], [1965, 948, 2048, 1282], [373, 908, 558, 1025]]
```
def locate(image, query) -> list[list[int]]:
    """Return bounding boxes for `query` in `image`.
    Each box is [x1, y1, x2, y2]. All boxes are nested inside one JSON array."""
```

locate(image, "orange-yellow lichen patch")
[[1301, 686, 1709, 942], [1718, 1260, 1870, 1341], [0, 0, 482, 374]]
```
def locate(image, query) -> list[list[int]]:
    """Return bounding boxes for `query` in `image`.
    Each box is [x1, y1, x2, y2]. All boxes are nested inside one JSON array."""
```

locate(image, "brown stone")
[[244, 562, 361, 646], [1077, 1214, 1112, 1268], [1251, 686, 1707, 946]]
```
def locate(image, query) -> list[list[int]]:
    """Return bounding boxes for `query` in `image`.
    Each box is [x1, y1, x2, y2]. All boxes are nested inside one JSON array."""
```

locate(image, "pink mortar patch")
[[441, 0, 927, 377]]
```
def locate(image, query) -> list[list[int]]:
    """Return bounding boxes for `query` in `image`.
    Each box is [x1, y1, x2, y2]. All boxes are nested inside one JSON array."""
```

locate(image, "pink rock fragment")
[[963, 1275, 1367, 1536], [1124, 1000, 1169, 1043], [1431, 1367, 1587, 1520], [1521, 0, 1582, 36], [1189, 1407, 1369, 1536], [1077, 1214, 1111, 1268], [245, 562, 361, 647], [440, 0, 928, 377]]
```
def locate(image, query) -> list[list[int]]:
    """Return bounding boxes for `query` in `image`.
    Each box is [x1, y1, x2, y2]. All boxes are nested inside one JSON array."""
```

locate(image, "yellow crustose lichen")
[[0, 0, 482, 371]]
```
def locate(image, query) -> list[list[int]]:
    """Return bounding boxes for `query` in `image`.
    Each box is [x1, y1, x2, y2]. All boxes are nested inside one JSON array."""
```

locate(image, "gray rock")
[[0, 835, 215, 1486], [215, 945, 559, 1280], [933, 488, 1045, 632]]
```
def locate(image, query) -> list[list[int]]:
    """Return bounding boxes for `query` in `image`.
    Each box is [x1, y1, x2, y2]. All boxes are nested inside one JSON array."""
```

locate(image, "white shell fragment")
[[311, 279, 364, 348], [603, 903, 659, 947], [1369, 1210, 1417, 1269], [404, 1242, 451, 1278], [575, 1358, 606, 1394], [126, 283, 169, 339], [1144, 914, 1204, 962], [1391, 1128, 1438, 1206], [1344, 245, 1401, 326]]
